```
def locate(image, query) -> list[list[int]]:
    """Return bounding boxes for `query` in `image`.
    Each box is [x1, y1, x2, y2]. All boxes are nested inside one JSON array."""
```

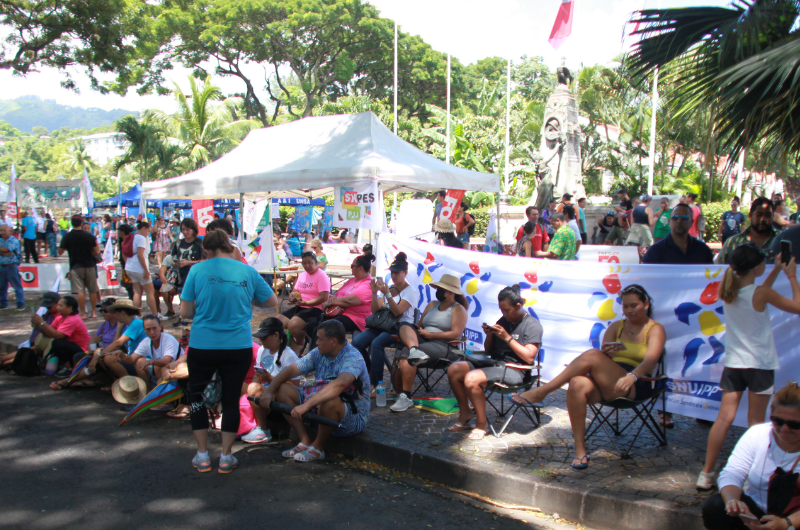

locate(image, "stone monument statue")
[[529, 58, 585, 209]]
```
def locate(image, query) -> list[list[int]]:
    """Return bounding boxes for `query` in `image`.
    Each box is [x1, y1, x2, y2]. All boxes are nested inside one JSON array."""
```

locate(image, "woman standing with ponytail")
[[697, 243, 800, 490]]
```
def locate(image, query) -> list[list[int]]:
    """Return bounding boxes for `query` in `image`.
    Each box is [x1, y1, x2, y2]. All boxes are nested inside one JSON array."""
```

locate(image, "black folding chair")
[[585, 353, 668, 458], [484, 350, 544, 438]]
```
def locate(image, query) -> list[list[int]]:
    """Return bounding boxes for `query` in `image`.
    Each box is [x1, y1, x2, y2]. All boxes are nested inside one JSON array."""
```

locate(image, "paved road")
[[0, 375, 583, 530]]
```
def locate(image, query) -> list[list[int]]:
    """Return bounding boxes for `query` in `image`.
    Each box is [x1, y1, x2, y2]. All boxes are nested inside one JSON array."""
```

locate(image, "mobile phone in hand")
[[737, 512, 759, 523], [781, 240, 792, 265], [603, 341, 627, 351]]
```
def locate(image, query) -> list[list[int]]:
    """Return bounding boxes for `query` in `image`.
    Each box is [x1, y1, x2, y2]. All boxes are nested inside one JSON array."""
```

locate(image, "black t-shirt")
[[170, 239, 203, 286], [613, 199, 633, 227], [490, 313, 543, 365], [59, 230, 98, 270]]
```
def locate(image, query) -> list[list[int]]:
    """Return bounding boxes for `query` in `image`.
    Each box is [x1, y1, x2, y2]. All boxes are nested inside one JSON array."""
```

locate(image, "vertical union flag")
[[548, 0, 574, 50]]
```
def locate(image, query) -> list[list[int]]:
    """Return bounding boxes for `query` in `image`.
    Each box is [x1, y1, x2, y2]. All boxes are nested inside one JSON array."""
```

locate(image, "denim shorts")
[[332, 405, 366, 437]]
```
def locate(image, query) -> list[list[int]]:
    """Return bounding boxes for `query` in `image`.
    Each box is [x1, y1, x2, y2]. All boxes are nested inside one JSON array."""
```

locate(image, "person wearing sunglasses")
[[702, 382, 800, 530], [643, 203, 714, 265], [697, 243, 800, 491], [719, 197, 777, 265]]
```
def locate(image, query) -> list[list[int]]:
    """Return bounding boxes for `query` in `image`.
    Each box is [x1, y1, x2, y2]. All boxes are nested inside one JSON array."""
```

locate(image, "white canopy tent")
[[142, 111, 500, 200]]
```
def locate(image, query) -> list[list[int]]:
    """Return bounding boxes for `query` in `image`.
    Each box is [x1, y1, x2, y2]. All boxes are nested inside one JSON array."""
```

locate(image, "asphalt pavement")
[[0, 374, 585, 530]]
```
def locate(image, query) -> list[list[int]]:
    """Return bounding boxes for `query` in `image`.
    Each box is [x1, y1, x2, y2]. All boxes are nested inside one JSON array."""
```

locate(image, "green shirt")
[[717, 226, 777, 264], [58, 219, 69, 231], [549, 225, 578, 261], [653, 210, 671, 238]]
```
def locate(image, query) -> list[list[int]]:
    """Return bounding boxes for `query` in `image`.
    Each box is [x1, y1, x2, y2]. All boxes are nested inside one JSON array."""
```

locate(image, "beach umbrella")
[[248, 396, 342, 429], [119, 381, 184, 426], [66, 355, 92, 385]]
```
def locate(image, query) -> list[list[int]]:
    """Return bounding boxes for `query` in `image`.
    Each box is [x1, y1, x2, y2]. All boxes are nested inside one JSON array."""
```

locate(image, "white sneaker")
[[390, 392, 414, 412], [696, 471, 716, 490], [158, 313, 168, 321], [241, 426, 272, 444], [406, 347, 430, 367]]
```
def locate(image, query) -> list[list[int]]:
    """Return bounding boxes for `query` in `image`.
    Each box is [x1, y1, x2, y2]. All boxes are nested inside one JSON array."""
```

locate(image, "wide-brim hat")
[[434, 218, 456, 234], [430, 273, 463, 296], [111, 376, 147, 404], [106, 299, 141, 314]]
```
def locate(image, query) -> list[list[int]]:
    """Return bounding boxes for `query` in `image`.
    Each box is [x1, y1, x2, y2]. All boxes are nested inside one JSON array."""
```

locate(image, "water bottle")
[[44, 355, 59, 376], [375, 381, 387, 407], [465, 341, 475, 355]]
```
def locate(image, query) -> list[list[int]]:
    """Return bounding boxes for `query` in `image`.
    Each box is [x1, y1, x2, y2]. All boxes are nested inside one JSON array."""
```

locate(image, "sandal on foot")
[[50, 381, 68, 390], [294, 447, 325, 462], [467, 427, 488, 441], [571, 455, 591, 470], [71, 380, 96, 388], [447, 419, 474, 432], [167, 408, 190, 418], [511, 393, 545, 407], [282, 443, 309, 458]]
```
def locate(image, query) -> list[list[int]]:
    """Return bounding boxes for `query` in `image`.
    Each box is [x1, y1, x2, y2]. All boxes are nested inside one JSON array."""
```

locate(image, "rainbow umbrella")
[[66, 355, 92, 385], [119, 380, 184, 426]]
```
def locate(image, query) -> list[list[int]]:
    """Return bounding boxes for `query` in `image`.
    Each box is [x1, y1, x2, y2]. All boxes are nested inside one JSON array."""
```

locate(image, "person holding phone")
[[697, 244, 800, 490], [701, 382, 800, 530], [512, 284, 665, 470]]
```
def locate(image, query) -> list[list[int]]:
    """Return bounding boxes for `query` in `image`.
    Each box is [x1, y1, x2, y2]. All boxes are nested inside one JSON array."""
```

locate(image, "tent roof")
[[95, 184, 142, 207], [142, 111, 500, 200]]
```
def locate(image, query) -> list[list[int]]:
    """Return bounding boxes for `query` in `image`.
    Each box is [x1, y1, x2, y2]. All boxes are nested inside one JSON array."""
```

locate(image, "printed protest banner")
[[333, 181, 380, 230], [15, 179, 88, 209], [375, 233, 799, 427], [294, 206, 313, 234]]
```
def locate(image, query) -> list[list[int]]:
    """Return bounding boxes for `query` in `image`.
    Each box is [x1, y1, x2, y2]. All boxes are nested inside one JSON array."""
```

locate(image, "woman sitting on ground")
[[94, 300, 149, 387], [32, 295, 90, 376], [310, 238, 328, 270], [701, 382, 800, 530], [390, 274, 468, 413], [435, 218, 464, 249], [242, 318, 302, 444], [352, 252, 418, 396], [277, 251, 331, 353], [448, 285, 542, 440], [320, 252, 374, 335], [512, 284, 665, 470]]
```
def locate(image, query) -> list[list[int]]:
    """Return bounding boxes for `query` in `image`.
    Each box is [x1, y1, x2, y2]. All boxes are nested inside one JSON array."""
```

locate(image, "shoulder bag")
[[366, 306, 399, 333]]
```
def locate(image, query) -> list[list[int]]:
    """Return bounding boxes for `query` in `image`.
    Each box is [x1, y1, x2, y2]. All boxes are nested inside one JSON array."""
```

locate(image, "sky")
[[0, 0, 732, 115]]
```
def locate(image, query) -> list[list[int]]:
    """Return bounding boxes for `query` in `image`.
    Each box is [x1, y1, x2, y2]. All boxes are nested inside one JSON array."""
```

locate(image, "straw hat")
[[111, 376, 147, 404], [105, 299, 142, 314], [429, 273, 463, 296], [434, 218, 456, 234]]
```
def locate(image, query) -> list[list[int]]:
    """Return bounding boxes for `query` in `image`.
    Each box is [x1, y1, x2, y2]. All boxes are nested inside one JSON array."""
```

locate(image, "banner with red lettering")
[[439, 189, 465, 222], [192, 199, 214, 236], [332, 181, 380, 230]]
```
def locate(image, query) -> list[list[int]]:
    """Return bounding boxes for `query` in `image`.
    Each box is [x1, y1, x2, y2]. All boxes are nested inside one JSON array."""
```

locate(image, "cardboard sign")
[[192, 199, 214, 236]]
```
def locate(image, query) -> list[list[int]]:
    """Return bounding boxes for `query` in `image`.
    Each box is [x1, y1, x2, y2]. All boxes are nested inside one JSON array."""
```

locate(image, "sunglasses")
[[771, 416, 800, 430], [671, 214, 690, 221], [99, 309, 107, 314]]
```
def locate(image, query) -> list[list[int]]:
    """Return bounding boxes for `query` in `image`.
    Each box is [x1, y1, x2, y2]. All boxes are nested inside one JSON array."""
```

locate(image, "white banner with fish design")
[[376, 233, 800, 427]]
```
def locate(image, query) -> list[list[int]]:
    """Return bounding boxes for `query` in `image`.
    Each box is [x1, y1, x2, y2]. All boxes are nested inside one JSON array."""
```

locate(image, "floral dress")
[[154, 226, 173, 252]]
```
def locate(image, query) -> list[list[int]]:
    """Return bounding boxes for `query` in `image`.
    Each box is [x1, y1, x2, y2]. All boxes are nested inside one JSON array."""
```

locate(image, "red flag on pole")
[[548, 0, 574, 50], [192, 199, 214, 236], [440, 190, 465, 222]]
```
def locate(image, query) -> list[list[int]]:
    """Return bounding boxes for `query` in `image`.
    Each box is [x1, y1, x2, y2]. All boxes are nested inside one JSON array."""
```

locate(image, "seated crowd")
[[5, 202, 800, 530]]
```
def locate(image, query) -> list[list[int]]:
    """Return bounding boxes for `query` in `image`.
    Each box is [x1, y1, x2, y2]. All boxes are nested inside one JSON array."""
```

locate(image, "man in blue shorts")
[[261, 319, 370, 462]]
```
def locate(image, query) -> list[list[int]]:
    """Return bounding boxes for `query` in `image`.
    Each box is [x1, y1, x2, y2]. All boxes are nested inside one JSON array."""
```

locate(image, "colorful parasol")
[[119, 380, 184, 426], [66, 355, 92, 385]]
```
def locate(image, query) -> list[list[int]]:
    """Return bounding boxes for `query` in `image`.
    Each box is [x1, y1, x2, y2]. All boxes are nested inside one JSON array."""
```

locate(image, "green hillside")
[[0, 96, 138, 133]]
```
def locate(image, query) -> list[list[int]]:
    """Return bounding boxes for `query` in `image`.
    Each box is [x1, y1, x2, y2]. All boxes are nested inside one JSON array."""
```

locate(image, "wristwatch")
[[786, 517, 794, 530]]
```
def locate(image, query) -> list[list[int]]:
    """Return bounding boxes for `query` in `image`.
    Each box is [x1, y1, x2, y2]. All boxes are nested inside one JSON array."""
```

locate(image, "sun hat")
[[434, 218, 456, 234], [111, 376, 147, 404], [106, 299, 142, 314], [95, 297, 116, 309], [40, 291, 61, 307], [429, 273, 464, 296]]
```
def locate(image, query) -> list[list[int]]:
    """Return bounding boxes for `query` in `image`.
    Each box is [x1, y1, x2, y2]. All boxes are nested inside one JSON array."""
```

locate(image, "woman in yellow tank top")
[[513, 284, 665, 469]]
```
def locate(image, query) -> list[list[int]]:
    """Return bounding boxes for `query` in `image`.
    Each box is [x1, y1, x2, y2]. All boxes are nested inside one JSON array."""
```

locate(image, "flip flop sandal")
[[294, 448, 325, 462], [167, 409, 190, 418], [282, 443, 309, 458], [467, 428, 488, 441], [571, 455, 591, 470], [512, 394, 545, 407], [50, 381, 67, 390], [447, 420, 474, 432]]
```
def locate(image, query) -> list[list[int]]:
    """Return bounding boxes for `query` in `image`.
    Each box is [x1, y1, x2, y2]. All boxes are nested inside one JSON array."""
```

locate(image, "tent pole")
[[495, 195, 501, 255], [239, 192, 244, 241]]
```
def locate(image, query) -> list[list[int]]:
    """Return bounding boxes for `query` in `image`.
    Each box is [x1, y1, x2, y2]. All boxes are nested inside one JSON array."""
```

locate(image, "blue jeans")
[[352, 327, 396, 386], [457, 232, 470, 244], [0, 264, 25, 308], [46, 233, 57, 257]]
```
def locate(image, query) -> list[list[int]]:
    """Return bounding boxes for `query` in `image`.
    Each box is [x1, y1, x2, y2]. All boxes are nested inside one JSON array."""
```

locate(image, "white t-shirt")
[[255, 346, 301, 380], [134, 332, 180, 362], [380, 284, 419, 324], [723, 284, 779, 370], [568, 219, 581, 240], [125, 233, 151, 274]]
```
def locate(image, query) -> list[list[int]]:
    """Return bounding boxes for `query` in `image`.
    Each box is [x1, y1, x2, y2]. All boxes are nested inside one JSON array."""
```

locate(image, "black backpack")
[[12, 348, 40, 376]]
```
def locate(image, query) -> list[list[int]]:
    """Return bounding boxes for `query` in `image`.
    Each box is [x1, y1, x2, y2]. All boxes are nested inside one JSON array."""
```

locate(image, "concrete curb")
[[327, 431, 704, 530]]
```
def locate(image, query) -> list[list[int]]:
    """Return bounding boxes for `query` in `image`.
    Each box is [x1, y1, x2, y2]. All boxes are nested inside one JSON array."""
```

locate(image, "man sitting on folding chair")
[[512, 284, 666, 469], [447, 285, 543, 441]]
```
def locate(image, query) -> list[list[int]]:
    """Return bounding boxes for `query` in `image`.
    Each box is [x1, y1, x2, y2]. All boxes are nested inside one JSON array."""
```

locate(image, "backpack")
[[11, 347, 40, 376], [466, 213, 476, 236], [121, 233, 135, 258]]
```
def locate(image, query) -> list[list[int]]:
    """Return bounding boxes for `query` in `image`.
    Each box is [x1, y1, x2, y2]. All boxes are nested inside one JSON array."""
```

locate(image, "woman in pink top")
[[321, 252, 374, 333], [277, 251, 331, 353], [31, 295, 90, 374]]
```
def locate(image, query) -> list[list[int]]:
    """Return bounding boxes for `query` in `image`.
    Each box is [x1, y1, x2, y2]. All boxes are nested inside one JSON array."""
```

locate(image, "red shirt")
[[689, 205, 702, 238], [51, 314, 90, 351], [515, 223, 549, 252]]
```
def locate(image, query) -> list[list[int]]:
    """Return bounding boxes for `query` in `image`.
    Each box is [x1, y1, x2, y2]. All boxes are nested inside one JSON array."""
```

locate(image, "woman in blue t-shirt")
[[180, 230, 277, 473]]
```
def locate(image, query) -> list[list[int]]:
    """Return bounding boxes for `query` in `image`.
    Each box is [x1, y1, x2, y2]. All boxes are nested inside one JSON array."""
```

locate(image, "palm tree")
[[114, 115, 165, 184], [625, 0, 800, 163], [146, 75, 260, 172], [60, 139, 97, 174]]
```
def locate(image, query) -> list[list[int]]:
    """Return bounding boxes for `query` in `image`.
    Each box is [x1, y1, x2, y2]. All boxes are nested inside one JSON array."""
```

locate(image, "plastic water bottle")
[[44, 356, 59, 376], [465, 341, 475, 355], [375, 381, 387, 407]]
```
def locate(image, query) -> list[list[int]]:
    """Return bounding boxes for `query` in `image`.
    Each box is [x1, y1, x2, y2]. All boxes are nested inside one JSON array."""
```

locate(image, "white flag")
[[248, 222, 278, 271], [50, 265, 62, 293], [84, 168, 94, 211], [7, 164, 16, 204], [484, 210, 502, 254], [101, 235, 114, 267], [138, 186, 146, 221]]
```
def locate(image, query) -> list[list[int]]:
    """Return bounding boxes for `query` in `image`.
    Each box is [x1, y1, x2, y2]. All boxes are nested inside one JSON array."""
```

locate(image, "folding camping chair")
[[584, 352, 668, 458], [483, 349, 544, 438]]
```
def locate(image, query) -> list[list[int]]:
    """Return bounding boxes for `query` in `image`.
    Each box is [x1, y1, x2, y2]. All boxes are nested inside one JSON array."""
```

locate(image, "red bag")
[[121, 234, 135, 258]]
